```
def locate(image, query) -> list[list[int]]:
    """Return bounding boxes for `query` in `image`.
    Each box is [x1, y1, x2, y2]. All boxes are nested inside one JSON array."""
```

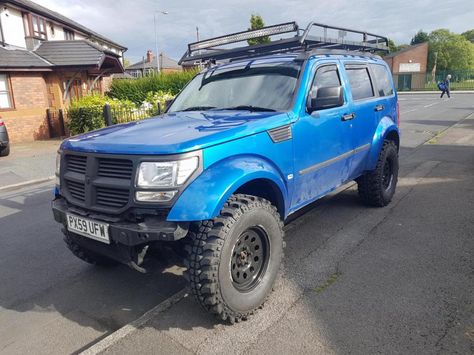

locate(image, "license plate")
[[66, 214, 110, 244]]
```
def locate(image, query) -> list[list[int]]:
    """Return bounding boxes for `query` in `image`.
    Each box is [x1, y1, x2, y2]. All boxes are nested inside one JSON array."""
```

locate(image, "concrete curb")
[[398, 90, 474, 95], [0, 176, 55, 193], [79, 289, 188, 355]]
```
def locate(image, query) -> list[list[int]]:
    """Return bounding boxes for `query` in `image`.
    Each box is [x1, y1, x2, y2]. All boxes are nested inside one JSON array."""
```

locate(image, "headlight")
[[55, 152, 61, 186], [136, 156, 199, 188]]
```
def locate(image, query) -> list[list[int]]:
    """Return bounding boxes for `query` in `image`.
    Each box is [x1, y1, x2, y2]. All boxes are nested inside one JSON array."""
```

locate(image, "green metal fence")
[[393, 69, 474, 91]]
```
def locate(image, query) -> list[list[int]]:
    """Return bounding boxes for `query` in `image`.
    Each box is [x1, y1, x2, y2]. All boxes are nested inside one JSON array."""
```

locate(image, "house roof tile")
[[0, 47, 52, 69], [34, 40, 118, 67], [126, 53, 181, 70]]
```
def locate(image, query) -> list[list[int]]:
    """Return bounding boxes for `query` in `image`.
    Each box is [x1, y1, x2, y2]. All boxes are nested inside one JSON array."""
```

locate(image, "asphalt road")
[[0, 93, 473, 354]]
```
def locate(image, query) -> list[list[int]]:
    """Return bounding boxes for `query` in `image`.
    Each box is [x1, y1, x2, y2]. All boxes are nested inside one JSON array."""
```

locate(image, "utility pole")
[[154, 10, 168, 74], [196, 26, 200, 41]]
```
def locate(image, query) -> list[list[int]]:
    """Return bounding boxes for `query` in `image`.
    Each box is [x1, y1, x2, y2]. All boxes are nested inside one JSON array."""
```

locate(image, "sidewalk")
[[91, 117, 474, 354], [398, 90, 474, 94], [0, 140, 61, 190]]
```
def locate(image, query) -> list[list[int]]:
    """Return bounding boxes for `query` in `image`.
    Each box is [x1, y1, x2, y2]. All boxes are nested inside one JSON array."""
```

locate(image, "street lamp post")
[[154, 10, 168, 74]]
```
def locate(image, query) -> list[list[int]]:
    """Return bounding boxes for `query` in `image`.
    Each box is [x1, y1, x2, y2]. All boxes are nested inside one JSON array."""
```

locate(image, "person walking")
[[440, 74, 451, 98]]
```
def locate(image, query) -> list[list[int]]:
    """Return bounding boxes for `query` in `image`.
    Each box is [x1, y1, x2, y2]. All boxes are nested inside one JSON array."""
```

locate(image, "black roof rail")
[[178, 21, 389, 66]]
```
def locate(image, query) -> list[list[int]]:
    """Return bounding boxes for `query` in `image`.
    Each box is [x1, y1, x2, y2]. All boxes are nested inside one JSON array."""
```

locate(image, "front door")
[[291, 61, 353, 211]]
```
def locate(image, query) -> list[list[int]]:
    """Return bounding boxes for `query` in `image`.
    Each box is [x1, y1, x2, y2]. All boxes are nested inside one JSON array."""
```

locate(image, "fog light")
[[136, 190, 177, 202]]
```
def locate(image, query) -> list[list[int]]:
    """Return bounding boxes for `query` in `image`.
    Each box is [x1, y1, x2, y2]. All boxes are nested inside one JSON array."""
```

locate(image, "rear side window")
[[371, 64, 394, 96], [345, 67, 374, 101]]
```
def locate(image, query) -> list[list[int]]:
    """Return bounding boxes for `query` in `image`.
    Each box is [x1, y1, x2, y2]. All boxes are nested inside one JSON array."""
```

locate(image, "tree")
[[427, 29, 474, 71], [396, 44, 410, 51], [410, 30, 429, 45], [461, 29, 474, 43], [387, 39, 397, 53], [123, 58, 131, 68], [247, 14, 271, 46]]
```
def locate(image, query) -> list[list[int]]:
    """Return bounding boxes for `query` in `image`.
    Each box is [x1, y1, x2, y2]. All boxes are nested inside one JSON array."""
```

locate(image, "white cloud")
[[34, 0, 474, 63]]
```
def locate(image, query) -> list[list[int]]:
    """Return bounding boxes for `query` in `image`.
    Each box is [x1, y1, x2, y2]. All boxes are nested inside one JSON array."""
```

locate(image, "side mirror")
[[164, 99, 174, 112], [307, 86, 344, 113]]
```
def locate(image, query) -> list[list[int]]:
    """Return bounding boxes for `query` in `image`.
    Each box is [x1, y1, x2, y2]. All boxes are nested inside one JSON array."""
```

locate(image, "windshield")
[[168, 61, 301, 113]]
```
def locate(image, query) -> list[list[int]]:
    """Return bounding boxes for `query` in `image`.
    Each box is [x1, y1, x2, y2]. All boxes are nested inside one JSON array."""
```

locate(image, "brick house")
[[0, 0, 127, 142], [383, 42, 429, 91], [125, 50, 181, 77]]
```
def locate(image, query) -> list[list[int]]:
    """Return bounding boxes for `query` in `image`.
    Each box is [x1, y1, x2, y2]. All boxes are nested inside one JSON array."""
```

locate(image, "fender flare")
[[366, 117, 400, 170], [167, 155, 288, 222]]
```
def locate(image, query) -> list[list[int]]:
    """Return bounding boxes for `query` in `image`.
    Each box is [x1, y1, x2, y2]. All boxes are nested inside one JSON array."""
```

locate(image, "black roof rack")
[[179, 21, 389, 65]]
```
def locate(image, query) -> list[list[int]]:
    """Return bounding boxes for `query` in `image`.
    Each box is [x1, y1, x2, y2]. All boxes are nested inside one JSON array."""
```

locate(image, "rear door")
[[342, 63, 379, 178], [369, 63, 397, 127]]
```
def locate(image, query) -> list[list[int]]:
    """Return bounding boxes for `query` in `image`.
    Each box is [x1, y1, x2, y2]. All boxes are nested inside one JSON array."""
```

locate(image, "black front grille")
[[62, 153, 133, 213], [98, 158, 133, 179], [66, 155, 87, 174], [96, 187, 130, 208], [66, 180, 86, 201]]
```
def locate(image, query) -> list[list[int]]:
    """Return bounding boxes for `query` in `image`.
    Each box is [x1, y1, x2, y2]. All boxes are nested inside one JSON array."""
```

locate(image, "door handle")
[[341, 113, 356, 121], [374, 104, 384, 112]]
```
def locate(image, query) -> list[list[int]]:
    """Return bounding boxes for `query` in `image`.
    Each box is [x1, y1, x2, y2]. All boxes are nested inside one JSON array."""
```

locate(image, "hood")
[[61, 110, 290, 155]]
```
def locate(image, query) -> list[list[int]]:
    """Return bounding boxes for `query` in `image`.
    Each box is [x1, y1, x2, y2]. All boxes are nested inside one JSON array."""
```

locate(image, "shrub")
[[108, 70, 197, 105], [143, 90, 176, 115], [67, 95, 135, 135]]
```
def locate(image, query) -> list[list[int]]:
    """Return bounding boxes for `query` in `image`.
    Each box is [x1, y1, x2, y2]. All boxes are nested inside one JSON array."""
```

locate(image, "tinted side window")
[[311, 65, 341, 93], [345, 67, 374, 100], [371, 64, 394, 96]]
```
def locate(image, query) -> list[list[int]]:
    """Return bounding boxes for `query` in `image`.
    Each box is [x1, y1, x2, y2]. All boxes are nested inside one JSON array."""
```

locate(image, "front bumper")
[[52, 197, 189, 246]]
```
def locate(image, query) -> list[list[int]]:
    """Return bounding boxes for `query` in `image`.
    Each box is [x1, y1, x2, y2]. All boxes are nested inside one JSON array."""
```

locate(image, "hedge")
[[67, 92, 178, 135], [67, 95, 135, 135], [108, 70, 198, 105]]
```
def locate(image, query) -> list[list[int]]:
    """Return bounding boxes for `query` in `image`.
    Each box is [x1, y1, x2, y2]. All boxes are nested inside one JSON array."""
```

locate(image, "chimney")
[[146, 50, 154, 63]]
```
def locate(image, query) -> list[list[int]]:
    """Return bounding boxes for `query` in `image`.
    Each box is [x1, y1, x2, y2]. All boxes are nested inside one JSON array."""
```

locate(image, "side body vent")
[[267, 124, 292, 143]]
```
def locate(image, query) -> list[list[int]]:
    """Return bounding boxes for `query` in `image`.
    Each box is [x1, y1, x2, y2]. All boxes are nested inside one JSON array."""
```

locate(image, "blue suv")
[[52, 22, 399, 323]]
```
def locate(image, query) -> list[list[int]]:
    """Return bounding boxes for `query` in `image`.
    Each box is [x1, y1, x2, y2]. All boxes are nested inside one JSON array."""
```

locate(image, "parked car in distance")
[[0, 118, 10, 157], [52, 21, 400, 323]]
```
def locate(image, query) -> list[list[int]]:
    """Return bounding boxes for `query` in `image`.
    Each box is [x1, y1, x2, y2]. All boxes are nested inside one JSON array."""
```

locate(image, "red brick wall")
[[384, 43, 429, 74], [1, 72, 51, 143]]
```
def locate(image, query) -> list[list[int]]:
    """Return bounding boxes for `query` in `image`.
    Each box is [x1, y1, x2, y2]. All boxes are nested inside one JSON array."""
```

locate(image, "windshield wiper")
[[218, 105, 276, 112], [177, 106, 217, 112]]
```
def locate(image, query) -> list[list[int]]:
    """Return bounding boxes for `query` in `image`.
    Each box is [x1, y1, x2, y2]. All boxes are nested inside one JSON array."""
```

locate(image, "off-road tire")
[[64, 232, 118, 267], [0, 145, 10, 157], [185, 194, 284, 323], [357, 140, 398, 207]]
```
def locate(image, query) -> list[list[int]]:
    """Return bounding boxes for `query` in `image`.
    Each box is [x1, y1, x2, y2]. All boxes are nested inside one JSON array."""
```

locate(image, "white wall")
[[46, 23, 65, 41], [1, 6, 26, 48]]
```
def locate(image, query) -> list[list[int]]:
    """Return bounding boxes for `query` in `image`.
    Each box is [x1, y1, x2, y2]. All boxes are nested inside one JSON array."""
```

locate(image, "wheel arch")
[[167, 154, 288, 222], [366, 117, 400, 170], [234, 178, 285, 219]]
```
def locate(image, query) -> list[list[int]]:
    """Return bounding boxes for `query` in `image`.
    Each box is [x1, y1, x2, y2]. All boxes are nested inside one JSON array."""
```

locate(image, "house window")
[[0, 74, 14, 109], [30, 14, 47, 39], [64, 28, 74, 40], [63, 79, 82, 102]]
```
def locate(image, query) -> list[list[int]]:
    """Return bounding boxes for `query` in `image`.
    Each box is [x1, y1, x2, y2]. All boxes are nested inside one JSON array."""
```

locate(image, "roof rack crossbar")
[[179, 21, 389, 65]]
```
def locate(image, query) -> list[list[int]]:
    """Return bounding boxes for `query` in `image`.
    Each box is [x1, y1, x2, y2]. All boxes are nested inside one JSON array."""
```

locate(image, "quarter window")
[[0, 74, 13, 109], [371, 64, 394, 96], [345, 67, 374, 100]]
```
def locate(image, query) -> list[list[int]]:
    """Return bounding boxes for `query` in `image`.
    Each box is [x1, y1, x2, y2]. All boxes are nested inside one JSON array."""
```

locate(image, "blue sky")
[[36, 0, 474, 64]]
